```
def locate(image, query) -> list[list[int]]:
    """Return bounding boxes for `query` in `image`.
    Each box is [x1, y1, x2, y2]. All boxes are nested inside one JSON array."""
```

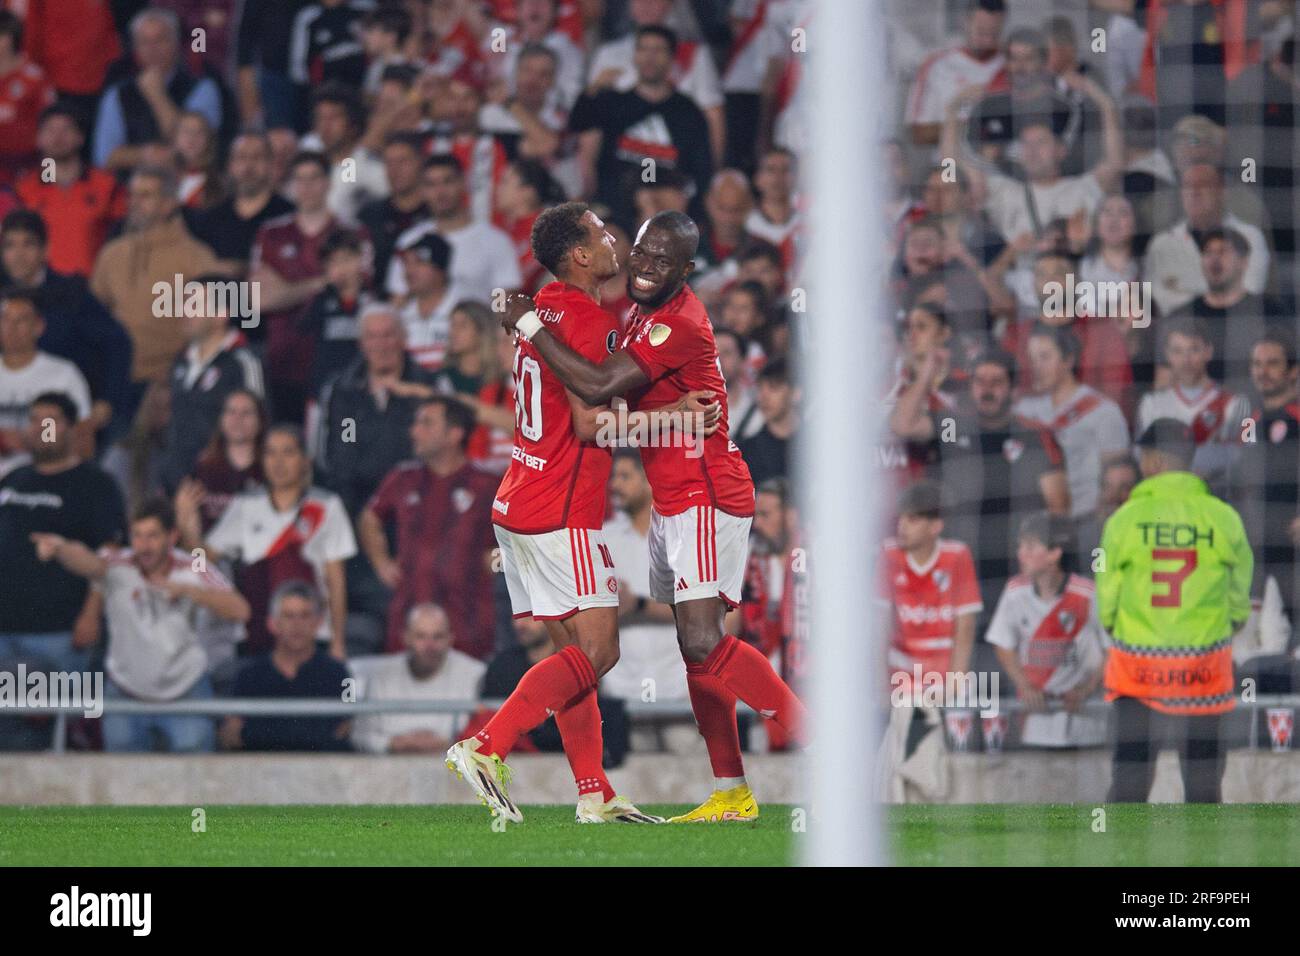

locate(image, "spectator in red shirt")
[[23, 0, 121, 128], [0, 11, 55, 184], [15, 105, 125, 278], [877, 479, 983, 693], [358, 395, 499, 660], [459, 331, 517, 474], [158, 0, 242, 87]]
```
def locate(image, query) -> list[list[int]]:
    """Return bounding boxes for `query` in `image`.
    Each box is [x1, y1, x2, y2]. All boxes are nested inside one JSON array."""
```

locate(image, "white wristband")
[[515, 310, 543, 340]]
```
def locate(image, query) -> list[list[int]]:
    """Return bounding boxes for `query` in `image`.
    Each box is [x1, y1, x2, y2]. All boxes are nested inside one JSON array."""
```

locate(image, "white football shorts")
[[648, 505, 752, 607], [494, 525, 620, 620]]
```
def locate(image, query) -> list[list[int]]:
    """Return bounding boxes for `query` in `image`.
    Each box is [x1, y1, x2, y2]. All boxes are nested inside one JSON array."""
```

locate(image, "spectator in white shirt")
[[1134, 316, 1250, 491], [396, 231, 466, 370], [178, 424, 357, 658], [1013, 324, 1130, 522], [0, 290, 92, 477], [904, 0, 1006, 147], [478, 44, 571, 178], [302, 84, 389, 223], [1144, 163, 1272, 315], [31, 497, 250, 752], [941, 71, 1123, 309], [385, 154, 522, 300], [985, 512, 1106, 747], [487, 0, 584, 110], [744, 147, 800, 267], [350, 602, 486, 754]]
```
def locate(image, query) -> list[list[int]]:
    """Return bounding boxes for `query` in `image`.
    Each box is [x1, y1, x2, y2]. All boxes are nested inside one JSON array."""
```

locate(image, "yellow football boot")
[[667, 784, 759, 823]]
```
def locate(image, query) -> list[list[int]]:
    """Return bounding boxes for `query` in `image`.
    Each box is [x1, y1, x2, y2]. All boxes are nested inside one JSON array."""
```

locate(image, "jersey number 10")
[[515, 351, 543, 442]]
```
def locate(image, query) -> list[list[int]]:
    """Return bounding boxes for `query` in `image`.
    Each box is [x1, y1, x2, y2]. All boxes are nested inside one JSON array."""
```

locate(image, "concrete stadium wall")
[[0, 750, 1297, 805]]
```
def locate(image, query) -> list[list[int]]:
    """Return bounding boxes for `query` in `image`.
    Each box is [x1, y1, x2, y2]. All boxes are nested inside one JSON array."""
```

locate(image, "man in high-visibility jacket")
[[1097, 418, 1253, 803]]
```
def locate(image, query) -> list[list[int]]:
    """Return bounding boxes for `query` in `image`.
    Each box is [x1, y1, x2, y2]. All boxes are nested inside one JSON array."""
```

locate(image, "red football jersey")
[[493, 282, 619, 533], [621, 285, 755, 517], [877, 537, 983, 681], [0, 58, 54, 178]]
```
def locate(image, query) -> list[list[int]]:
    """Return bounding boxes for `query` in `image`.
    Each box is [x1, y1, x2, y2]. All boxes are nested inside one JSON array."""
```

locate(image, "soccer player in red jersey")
[[500, 210, 808, 823], [445, 202, 716, 823]]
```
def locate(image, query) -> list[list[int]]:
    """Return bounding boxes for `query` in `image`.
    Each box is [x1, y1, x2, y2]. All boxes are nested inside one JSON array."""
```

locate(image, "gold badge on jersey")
[[648, 323, 672, 346]]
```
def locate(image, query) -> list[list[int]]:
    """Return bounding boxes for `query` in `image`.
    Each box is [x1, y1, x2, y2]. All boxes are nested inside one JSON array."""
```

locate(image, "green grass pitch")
[[0, 804, 1294, 866]]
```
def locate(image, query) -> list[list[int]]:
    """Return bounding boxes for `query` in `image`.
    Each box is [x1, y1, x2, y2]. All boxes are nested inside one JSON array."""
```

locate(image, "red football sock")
[[685, 664, 746, 780], [477, 644, 597, 759], [705, 635, 807, 744], [554, 686, 615, 801]]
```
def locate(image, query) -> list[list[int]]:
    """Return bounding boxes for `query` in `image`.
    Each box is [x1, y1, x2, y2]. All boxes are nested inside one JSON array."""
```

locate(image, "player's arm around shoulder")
[[504, 292, 648, 406], [562, 304, 620, 442]]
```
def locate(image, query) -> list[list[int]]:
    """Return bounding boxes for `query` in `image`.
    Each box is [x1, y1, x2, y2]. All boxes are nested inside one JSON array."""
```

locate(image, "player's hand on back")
[[672, 389, 722, 436], [500, 292, 537, 334]]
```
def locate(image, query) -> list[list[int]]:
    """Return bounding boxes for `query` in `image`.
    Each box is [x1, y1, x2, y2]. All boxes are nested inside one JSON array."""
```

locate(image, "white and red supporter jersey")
[[486, 0, 586, 46], [424, 18, 488, 87], [904, 45, 1005, 127], [1013, 383, 1130, 518], [877, 537, 983, 680], [723, 0, 776, 93], [424, 133, 509, 224], [744, 204, 803, 272], [206, 486, 358, 645], [984, 573, 1104, 696], [621, 285, 755, 517], [493, 282, 619, 534], [1135, 382, 1250, 445]]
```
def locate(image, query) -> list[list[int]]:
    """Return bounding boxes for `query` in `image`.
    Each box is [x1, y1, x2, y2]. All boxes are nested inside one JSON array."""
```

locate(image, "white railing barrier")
[[8, 695, 1299, 754]]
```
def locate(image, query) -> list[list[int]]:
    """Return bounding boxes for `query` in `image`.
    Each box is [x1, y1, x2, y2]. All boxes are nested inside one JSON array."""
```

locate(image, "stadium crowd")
[[0, 0, 1296, 758], [0, 0, 807, 755]]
